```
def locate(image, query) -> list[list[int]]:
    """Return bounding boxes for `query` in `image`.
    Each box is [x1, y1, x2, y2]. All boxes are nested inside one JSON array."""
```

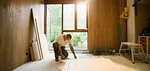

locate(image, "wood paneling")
[[135, 4, 150, 43], [135, 4, 150, 53], [119, 0, 127, 42], [88, 0, 127, 53], [0, 0, 44, 71]]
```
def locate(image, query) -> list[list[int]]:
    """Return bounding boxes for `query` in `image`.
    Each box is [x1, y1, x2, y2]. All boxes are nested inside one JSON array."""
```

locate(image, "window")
[[62, 4, 88, 32], [46, 4, 62, 42], [63, 32, 88, 49], [77, 4, 87, 30], [46, 3, 88, 50], [63, 4, 75, 30]]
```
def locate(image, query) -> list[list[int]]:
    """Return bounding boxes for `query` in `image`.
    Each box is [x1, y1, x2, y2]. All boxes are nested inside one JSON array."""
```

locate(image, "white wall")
[[127, 0, 136, 42]]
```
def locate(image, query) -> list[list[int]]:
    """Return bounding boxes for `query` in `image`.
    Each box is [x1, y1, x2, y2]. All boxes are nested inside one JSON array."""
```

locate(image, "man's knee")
[[63, 50, 68, 58], [53, 42, 59, 48]]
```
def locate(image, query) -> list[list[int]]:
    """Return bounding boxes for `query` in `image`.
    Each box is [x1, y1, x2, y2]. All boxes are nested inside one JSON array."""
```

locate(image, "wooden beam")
[[63, 30, 88, 32], [44, 0, 86, 4], [44, 4, 47, 35], [86, 4, 88, 29], [62, 4, 64, 34], [75, 4, 77, 30]]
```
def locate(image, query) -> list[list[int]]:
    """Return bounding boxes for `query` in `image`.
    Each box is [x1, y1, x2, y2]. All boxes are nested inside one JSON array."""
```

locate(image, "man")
[[53, 34, 77, 62]]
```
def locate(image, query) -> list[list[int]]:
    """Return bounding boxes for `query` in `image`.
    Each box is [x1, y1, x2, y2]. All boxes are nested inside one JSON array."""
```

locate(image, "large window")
[[46, 3, 88, 50]]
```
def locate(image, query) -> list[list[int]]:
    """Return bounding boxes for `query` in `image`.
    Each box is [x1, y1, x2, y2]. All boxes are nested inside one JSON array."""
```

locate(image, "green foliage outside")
[[47, 5, 62, 43], [64, 32, 87, 48]]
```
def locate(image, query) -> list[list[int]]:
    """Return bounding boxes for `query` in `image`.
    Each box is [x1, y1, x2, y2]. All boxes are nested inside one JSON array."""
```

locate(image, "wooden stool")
[[119, 42, 148, 64]]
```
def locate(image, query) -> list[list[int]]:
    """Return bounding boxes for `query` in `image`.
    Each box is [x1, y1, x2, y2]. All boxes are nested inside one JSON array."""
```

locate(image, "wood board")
[[29, 46, 35, 61], [31, 8, 50, 60], [32, 41, 41, 60], [31, 9, 43, 59], [39, 34, 50, 59]]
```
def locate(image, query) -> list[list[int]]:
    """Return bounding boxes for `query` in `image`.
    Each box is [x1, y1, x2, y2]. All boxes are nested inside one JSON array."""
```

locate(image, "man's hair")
[[66, 34, 72, 39]]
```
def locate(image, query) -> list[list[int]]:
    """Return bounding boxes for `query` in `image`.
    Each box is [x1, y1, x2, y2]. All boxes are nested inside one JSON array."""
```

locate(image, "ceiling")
[[140, 0, 150, 5]]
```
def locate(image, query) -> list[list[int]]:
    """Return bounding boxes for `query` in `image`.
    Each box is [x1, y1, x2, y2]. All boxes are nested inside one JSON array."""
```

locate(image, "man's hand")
[[69, 44, 77, 59], [74, 55, 77, 59], [61, 55, 65, 60]]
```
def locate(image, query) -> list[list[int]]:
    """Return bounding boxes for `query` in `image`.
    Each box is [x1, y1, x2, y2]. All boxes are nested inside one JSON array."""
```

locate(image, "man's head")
[[66, 34, 72, 41]]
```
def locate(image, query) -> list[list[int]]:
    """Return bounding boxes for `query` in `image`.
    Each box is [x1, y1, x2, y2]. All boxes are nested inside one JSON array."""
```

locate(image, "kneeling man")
[[53, 34, 77, 62]]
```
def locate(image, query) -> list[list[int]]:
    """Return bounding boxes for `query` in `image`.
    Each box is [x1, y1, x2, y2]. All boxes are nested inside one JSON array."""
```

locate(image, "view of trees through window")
[[63, 32, 87, 49], [47, 4, 88, 50], [47, 4, 62, 43]]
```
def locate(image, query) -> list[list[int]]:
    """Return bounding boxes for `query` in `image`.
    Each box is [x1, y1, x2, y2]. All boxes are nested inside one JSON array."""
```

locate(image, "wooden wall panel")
[[135, 4, 150, 53], [135, 4, 150, 43], [119, 0, 127, 42], [0, 0, 44, 71], [88, 0, 127, 53]]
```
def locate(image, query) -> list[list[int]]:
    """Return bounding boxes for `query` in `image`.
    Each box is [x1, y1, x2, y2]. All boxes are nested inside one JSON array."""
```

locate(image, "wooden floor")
[[13, 53, 150, 71]]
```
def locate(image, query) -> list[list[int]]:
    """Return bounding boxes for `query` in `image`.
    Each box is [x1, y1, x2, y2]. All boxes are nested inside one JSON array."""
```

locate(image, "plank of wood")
[[39, 34, 50, 59], [31, 8, 43, 59], [31, 9, 50, 59], [32, 41, 41, 60], [29, 47, 35, 61], [34, 18, 44, 59]]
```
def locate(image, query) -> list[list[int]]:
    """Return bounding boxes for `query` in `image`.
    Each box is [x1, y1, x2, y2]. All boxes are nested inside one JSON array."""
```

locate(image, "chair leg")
[[128, 46, 131, 56], [138, 47, 142, 57], [131, 47, 135, 64], [119, 43, 122, 56], [141, 47, 148, 64]]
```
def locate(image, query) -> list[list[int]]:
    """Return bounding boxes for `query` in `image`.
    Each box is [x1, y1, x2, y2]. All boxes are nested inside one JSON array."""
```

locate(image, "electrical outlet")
[[26, 52, 29, 55]]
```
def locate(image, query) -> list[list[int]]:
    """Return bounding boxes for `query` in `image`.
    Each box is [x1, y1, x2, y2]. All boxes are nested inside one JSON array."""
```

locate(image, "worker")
[[53, 34, 77, 62]]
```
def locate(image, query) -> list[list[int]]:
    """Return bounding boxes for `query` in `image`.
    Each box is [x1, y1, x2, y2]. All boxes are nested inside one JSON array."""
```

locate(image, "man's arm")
[[69, 44, 77, 59], [58, 44, 65, 59]]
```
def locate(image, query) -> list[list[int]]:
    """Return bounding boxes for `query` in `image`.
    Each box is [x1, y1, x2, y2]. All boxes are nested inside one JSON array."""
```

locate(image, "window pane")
[[63, 32, 88, 51], [47, 4, 62, 43], [63, 4, 75, 30], [77, 4, 87, 29], [46, 8, 51, 42]]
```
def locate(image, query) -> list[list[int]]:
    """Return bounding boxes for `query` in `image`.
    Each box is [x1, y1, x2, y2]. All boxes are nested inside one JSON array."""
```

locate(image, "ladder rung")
[[120, 49, 130, 50]]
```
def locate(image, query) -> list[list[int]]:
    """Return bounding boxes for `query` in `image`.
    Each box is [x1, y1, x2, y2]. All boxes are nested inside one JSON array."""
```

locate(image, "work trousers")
[[53, 42, 68, 60]]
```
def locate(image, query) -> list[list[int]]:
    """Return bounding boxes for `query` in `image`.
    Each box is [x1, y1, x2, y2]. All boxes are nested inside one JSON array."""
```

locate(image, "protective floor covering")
[[13, 54, 150, 71], [63, 58, 138, 71]]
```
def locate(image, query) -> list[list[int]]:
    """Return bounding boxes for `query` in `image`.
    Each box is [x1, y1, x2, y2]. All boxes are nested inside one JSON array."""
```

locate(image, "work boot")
[[55, 59, 59, 62]]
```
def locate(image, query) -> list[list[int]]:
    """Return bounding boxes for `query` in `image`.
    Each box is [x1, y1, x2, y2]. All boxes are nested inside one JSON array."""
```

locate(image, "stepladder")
[[119, 42, 148, 64]]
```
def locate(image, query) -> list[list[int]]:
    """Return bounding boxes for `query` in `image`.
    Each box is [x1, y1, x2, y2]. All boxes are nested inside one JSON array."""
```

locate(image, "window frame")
[[62, 4, 88, 34], [44, 3, 88, 35]]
